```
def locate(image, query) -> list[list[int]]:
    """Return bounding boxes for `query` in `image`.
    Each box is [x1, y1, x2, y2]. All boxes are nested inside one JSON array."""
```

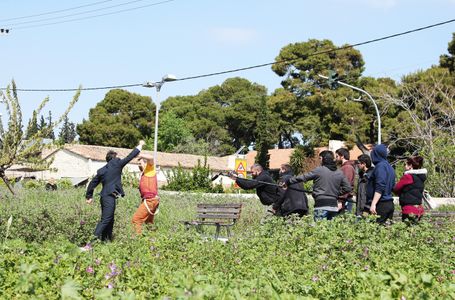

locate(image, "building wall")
[[5, 149, 237, 188]]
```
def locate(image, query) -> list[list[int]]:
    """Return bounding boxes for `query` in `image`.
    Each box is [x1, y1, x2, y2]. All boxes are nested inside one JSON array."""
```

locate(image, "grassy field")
[[0, 187, 454, 299]]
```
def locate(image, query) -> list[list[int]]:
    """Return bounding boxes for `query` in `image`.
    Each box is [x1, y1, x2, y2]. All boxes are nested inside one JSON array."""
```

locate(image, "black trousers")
[[375, 201, 394, 224], [94, 194, 117, 241]]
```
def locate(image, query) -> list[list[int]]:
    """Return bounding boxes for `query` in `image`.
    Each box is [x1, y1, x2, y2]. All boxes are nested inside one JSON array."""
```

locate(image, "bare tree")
[[0, 81, 81, 196], [382, 69, 455, 197]]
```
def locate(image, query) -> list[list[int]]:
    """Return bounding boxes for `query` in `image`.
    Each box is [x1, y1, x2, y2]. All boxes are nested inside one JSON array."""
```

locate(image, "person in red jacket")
[[335, 148, 356, 213], [393, 156, 427, 224]]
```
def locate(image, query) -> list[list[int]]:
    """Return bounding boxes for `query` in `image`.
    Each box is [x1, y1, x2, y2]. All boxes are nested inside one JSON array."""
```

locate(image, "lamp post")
[[318, 74, 381, 145], [143, 74, 177, 166]]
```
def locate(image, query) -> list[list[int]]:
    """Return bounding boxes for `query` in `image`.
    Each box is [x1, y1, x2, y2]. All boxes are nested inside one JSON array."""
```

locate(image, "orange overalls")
[[132, 162, 159, 234]]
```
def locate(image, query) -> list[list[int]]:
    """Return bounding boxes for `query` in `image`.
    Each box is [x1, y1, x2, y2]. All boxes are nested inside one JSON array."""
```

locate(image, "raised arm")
[[119, 140, 145, 167]]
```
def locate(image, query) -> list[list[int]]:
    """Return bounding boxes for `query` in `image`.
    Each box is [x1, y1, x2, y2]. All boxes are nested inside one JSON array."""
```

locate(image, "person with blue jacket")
[[365, 144, 396, 224]]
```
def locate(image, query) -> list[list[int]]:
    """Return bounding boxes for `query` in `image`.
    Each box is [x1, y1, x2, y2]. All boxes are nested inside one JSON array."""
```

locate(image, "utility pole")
[[318, 73, 382, 145]]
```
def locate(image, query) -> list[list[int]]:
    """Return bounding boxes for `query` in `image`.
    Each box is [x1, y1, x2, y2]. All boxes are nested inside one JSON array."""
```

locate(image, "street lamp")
[[142, 74, 177, 166], [318, 74, 381, 145]]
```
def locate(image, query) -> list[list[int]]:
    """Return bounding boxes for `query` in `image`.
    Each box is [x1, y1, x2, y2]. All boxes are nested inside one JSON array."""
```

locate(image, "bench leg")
[[196, 224, 204, 235], [226, 226, 231, 238], [215, 224, 221, 240]]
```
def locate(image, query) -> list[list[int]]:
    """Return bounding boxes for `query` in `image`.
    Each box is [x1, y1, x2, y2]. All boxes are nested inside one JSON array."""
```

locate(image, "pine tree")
[[39, 115, 46, 131], [25, 111, 39, 139], [58, 115, 76, 144], [254, 96, 274, 169], [46, 111, 55, 140]]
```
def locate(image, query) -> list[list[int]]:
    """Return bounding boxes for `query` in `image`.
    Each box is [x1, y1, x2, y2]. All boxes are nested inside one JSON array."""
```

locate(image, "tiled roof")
[[246, 148, 295, 170], [45, 144, 230, 171], [246, 144, 372, 170]]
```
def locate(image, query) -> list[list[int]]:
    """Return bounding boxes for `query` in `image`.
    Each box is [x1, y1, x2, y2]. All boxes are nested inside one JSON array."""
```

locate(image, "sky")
[[0, 0, 454, 133]]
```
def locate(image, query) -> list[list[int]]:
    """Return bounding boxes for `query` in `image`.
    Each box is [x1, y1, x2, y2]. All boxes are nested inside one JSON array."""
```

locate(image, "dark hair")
[[319, 150, 335, 166], [406, 156, 423, 169], [335, 148, 350, 160], [280, 163, 292, 172], [357, 154, 372, 168], [251, 163, 263, 172], [106, 150, 117, 162]]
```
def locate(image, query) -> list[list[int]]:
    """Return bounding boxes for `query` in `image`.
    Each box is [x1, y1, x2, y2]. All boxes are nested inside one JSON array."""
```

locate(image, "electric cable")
[[1, 0, 168, 28], [0, 0, 114, 22], [1, 18, 453, 92]]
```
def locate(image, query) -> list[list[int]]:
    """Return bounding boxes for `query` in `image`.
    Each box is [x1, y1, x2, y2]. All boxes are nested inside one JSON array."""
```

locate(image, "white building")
[[6, 144, 232, 186]]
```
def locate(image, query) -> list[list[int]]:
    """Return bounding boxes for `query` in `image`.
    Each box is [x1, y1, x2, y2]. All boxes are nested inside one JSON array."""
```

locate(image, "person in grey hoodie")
[[285, 150, 352, 221], [366, 144, 396, 224]]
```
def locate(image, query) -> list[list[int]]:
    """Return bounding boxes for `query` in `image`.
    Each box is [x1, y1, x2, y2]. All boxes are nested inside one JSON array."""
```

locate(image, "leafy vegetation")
[[163, 158, 224, 193], [77, 89, 154, 148], [0, 188, 454, 299]]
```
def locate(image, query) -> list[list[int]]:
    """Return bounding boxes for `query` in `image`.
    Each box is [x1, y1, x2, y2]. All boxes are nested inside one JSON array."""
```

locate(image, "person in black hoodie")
[[272, 164, 308, 217], [285, 150, 352, 221], [366, 144, 396, 224], [393, 156, 427, 223], [231, 163, 280, 206]]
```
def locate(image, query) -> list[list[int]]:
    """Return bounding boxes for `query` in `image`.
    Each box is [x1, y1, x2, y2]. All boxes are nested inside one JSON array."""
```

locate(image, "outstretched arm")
[[119, 140, 145, 167]]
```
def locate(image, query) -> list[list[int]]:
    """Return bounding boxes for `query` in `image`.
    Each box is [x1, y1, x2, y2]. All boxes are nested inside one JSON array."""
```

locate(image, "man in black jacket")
[[85, 140, 145, 241], [272, 164, 308, 217], [356, 154, 374, 216], [230, 163, 280, 206]]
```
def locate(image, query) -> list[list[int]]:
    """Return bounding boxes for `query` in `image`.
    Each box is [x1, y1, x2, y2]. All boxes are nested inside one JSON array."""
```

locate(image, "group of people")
[[232, 144, 428, 225], [84, 140, 428, 244], [85, 140, 160, 243]]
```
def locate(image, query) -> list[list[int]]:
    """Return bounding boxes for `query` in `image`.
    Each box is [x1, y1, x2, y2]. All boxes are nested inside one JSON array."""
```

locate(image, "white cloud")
[[209, 27, 258, 46]]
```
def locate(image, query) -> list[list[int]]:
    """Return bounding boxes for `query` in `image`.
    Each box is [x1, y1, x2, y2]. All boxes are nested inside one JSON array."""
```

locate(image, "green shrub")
[[57, 179, 73, 190], [23, 180, 44, 189], [163, 157, 222, 193]]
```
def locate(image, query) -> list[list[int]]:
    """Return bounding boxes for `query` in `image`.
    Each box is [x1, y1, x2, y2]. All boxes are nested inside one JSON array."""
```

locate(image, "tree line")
[[3, 34, 454, 197], [76, 35, 455, 197]]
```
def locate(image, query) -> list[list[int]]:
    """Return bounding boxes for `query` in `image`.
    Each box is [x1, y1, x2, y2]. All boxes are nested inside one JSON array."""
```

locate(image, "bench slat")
[[197, 203, 242, 208], [196, 214, 241, 219], [184, 221, 235, 226], [197, 208, 242, 214]]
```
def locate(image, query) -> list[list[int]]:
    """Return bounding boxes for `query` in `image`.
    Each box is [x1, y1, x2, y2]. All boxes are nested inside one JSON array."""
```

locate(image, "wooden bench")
[[182, 203, 242, 240]]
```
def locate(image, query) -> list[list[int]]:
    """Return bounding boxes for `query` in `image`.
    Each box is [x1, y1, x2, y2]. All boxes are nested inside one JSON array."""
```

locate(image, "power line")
[[0, 83, 143, 92], [0, 0, 114, 22], [175, 18, 455, 83], [2, 0, 176, 30], [1, 0, 161, 28], [1, 18, 454, 92]]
